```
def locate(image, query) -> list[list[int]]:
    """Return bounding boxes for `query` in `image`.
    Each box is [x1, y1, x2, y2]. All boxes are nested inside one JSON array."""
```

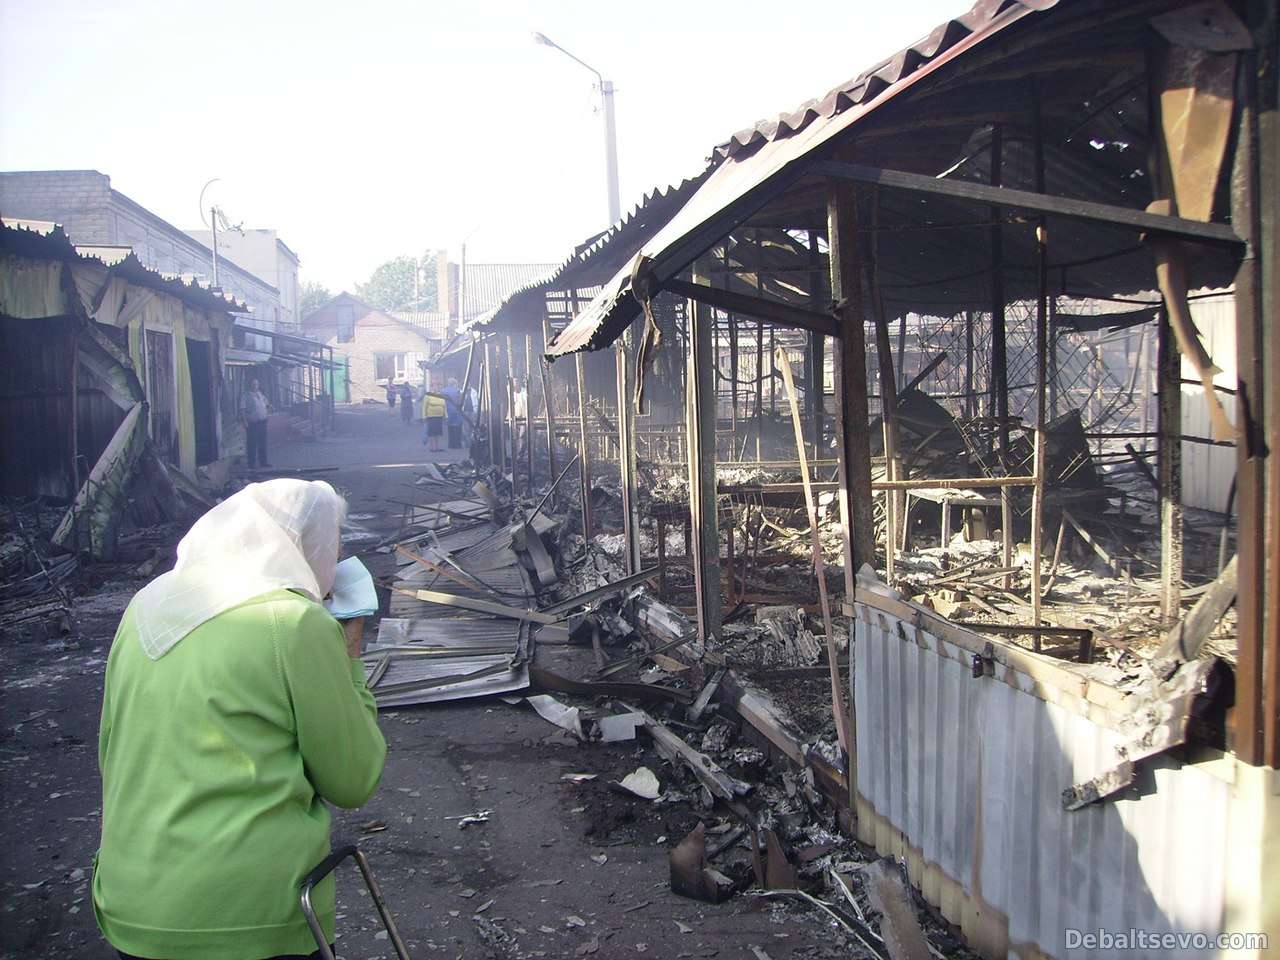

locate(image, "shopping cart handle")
[[301, 844, 359, 894], [299, 844, 412, 960]]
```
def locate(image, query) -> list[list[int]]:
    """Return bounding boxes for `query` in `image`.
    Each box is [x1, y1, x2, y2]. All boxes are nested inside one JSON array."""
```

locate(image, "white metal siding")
[[854, 607, 1234, 958], [1181, 294, 1237, 512]]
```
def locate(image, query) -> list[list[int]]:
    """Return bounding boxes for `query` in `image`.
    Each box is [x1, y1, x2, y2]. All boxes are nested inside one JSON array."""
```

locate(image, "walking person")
[[422, 390, 446, 452], [241, 377, 271, 469], [93, 479, 387, 960], [398, 382, 413, 426], [442, 378, 465, 450]]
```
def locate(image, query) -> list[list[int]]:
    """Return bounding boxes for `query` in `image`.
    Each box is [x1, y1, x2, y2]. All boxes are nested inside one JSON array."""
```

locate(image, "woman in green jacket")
[[94, 479, 387, 959]]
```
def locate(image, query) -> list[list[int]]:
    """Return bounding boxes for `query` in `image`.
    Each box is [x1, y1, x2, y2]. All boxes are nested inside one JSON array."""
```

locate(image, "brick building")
[[0, 171, 291, 327], [301, 292, 434, 403]]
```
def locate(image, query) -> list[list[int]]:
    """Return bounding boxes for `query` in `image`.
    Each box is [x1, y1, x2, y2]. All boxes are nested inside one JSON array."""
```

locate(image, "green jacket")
[[94, 589, 386, 959]]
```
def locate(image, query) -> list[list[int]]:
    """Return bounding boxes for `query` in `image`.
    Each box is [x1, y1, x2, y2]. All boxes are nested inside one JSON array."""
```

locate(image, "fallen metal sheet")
[[390, 564, 531, 618], [525, 694, 585, 739], [542, 568, 658, 617], [598, 712, 644, 743], [530, 665, 694, 706], [365, 618, 530, 706]]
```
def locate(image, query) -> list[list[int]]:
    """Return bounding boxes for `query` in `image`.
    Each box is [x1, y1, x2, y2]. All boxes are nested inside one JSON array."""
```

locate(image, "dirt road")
[[0, 404, 851, 959]]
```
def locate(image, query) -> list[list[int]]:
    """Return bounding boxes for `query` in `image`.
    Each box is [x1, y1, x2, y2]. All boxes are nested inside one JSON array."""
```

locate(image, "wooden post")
[[524, 333, 535, 488], [686, 266, 722, 642], [754, 229, 765, 463], [869, 193, 900, 585], [989, 123, 1010, 458], [1158, 312, 1183, 625], [569, 290, 593, 543], [777, 345, 849, 753], [616, 325, 641, 575], [540, 312, 557, 484], [68, 329, 80, 495], [1227, 10, 1272, 765], [827, 182, 876, 598], [505, 336, 518, 495], [484, 339, 499, 468]]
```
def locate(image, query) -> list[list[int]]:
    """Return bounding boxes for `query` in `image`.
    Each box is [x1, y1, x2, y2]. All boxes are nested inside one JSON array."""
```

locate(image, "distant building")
[[185, 228, 301, 327], [302, 292, 434, 403], [0, 170, 292, 328]]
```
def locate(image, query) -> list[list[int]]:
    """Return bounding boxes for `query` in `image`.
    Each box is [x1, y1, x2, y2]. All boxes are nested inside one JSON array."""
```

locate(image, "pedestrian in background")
[[240, 377, 271, 469], [442, 378, 464, 449], [398, 382, 413, 425], [422, 390, 446, 452], [94, 479, 386, 960]]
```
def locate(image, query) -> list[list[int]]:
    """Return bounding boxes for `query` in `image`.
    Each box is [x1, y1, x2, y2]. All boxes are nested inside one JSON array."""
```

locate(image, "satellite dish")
[[198, 178, 222, 228]]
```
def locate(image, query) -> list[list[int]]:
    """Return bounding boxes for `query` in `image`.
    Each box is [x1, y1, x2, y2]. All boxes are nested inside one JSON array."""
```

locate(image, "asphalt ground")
[[0, 403, 855, 960]]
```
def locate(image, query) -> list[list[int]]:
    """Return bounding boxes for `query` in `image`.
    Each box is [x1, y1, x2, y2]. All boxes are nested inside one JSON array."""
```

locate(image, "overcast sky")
[[2, 0, 964, 292]]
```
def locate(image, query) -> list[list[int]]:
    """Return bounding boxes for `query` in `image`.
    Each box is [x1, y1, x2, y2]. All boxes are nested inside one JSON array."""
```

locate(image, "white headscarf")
[[131, 479, 348, 660]]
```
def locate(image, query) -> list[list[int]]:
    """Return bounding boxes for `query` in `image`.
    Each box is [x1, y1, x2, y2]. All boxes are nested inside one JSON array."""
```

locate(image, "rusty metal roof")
[[547, 0, 1057, 357], [717, 0, 1056, 160], [1, 219, 249, 315]]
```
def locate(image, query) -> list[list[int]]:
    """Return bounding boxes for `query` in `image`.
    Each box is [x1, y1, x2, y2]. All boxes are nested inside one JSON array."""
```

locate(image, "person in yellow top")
[[421, 391, 447, 451]]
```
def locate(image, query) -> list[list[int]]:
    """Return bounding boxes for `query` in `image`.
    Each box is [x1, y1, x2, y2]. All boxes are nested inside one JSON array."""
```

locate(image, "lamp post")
[[533, 32, 620, 227]]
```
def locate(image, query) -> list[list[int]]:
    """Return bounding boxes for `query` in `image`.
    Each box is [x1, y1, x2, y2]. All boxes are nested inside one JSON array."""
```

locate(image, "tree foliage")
[[354, 253, 437, 312], [299, 280, 332, 319]]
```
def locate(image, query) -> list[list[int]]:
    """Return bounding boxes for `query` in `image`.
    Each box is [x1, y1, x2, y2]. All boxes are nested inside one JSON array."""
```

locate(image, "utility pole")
[[210, 205, 220, 287]]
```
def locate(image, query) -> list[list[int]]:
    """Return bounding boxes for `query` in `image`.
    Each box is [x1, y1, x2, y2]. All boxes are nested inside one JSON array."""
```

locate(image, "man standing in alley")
[[241, 377, 271, 469], [442, 378, 465, 450]]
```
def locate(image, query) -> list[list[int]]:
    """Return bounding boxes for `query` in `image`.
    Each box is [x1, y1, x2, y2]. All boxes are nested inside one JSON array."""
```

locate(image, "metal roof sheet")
[[468, 173, 708, 335], [1, 220, 250, 315], [546, 0, 1053, 357]]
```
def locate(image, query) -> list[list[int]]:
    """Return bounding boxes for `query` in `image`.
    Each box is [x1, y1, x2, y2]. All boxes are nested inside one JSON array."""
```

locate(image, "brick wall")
[[0, 170, 282, 326], [302, 296, 432, 402]]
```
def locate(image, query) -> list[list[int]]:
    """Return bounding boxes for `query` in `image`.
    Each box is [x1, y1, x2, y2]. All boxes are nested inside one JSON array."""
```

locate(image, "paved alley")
[[1, 404, 851, 960]]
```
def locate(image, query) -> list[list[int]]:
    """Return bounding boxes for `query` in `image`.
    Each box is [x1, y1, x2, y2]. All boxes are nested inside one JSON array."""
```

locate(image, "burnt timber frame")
[[808, 161, 1245, 248], [685, 267, 723, 642], [663, 278, 837, 338]]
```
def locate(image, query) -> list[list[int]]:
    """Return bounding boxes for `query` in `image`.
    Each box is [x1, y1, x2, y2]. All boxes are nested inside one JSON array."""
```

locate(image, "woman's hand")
[[342, 617, 365, 659]]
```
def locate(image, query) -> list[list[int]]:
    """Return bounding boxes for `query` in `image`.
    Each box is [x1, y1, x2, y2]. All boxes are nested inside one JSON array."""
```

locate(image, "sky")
[[1, 0, 965, 293]]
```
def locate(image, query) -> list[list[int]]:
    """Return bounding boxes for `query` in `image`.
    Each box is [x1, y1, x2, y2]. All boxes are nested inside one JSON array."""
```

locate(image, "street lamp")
[[533, 31, 620, 227]]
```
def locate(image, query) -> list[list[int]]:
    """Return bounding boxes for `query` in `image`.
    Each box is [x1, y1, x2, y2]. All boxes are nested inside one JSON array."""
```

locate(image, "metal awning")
[[224, 348, 273, 366], [546, 0, 1049, 357]]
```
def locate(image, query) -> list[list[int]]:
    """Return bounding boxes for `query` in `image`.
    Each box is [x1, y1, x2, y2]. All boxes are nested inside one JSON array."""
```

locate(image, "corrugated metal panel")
[[546, 0, 1054, 358], [853, 600, 1239, 959], [718, 0, 1056, 159], [1181, 293, 1237, 513]]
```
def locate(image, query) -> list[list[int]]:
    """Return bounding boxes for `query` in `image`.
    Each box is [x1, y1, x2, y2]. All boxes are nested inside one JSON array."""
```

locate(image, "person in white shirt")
[[240, 378, 271, 469]]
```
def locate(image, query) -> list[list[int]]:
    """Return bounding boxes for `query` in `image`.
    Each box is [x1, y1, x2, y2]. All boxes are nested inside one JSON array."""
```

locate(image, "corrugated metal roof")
[[469, 173, 708, 335], [1, 219, 249, 315], [718, 0, 1056, 159], [392, 309, 452, 339], [459, 263, 557, 323], [547, 0, 1053, 357]]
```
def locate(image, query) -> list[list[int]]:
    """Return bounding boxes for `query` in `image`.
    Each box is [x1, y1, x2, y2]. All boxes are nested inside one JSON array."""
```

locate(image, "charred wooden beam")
[[662, 277, 837, 337], [809, 161, 1244, 247]]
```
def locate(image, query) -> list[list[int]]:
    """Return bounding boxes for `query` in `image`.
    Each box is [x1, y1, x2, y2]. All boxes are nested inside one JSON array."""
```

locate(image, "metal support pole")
[[963, 309, 974, 419], [686, 266, 722, 642], [1030, 83, 1049, 627]]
